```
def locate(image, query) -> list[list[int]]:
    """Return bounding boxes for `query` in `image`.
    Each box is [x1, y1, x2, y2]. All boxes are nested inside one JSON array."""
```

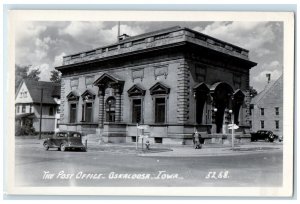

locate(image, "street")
[[15, 139, 283, 187]]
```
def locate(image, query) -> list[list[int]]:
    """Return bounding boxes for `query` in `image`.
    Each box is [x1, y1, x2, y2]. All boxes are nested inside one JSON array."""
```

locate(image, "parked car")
[[250, 130, 277, 142], [43, 131, 86, 152]]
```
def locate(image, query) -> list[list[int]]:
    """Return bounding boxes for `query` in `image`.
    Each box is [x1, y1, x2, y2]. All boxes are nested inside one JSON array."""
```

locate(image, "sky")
[[15, 21, 283, 92]]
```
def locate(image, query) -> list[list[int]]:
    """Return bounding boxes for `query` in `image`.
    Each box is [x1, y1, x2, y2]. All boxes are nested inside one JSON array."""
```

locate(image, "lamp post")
[[229, 109, 234, 150], [136, 122, 139, 151], [213, 108, 218, 132]]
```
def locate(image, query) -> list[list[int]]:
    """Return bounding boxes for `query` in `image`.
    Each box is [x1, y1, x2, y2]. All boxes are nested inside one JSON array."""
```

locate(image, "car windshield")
[[56, 133, 67, 137], [70, 133, 81, 138]]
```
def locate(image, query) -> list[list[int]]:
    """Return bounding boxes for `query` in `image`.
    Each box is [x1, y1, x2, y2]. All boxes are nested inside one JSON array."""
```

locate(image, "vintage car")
[[250, 130, 278, 142], [43, 131, 86, 152]]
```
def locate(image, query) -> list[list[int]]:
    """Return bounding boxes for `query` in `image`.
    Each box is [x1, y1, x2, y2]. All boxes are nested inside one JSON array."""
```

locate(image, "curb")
[[138, 148, 282, 158]]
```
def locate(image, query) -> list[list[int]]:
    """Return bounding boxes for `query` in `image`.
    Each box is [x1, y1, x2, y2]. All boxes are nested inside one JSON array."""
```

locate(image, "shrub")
[[15, 119, 36, 136]]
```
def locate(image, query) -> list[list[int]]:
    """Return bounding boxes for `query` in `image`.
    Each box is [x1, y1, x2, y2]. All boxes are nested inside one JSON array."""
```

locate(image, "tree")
[[15, 64, 41, 90], [249, 86, 258, 98], [50, 70, 61, 83], [27, 68, 41, 81], [15, 64, 30, 90]]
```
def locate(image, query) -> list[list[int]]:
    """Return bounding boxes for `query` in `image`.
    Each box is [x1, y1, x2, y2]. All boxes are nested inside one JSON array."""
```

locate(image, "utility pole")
[[228, 109, 237, 150], [136, 123, 139, 150], [39, 88, 43, 140], [231, 111, 234, 150]]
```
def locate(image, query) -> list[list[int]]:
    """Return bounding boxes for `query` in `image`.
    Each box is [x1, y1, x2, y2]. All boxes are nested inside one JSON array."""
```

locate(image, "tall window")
[[49, 107, 54, 116], [84, 102, 93, 122], [17, 106, 20, 113], [275, 120, 279, 129], [150, 82, 170, 123], [128, 85, 146, 124], [132, 99, 141, 123], [81, 90, 96, 123], [261, 120, 264, 129], [260, 108, 264, 116], [29, 105, 32, 113], [275, 107, 279, 115], [22, 105, 26, 113], [70, 103, 77, 123], [67, 91, 80, 123], [106, 97, 116, 122], [155, 98, 166, 123]]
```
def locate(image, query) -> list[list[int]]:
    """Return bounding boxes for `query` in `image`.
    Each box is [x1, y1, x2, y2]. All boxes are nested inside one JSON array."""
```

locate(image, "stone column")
[[60, 79, 66, 123], [206, 95, 213, 124], [244, 90, 251, 126], [244, 71, 251, 127], [115, 89, 121, 122], [98, 86, 105, 128], [176, 60, 190, 123]]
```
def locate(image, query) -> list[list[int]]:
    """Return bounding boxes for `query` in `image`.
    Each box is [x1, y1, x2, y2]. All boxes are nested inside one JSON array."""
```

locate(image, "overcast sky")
[[15, 21, 283, 92]]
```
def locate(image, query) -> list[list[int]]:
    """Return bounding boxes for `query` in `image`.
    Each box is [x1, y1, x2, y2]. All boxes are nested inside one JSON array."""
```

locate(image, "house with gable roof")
[[15, 79, 61, 134], [250, 75, 283, 137]]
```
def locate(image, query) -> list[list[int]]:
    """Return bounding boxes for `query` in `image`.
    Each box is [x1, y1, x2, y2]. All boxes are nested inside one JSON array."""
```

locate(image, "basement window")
[[154, 137, 163, 144], [131, 136, 137, 142]]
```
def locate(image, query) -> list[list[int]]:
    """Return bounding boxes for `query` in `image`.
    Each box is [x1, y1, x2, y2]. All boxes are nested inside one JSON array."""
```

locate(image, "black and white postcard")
[[6, 10, 294, 197]]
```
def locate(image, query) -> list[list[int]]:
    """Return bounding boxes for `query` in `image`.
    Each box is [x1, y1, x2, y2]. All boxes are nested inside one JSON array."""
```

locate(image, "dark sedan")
[[43, 131, 86, 152], [250, 130, 277, 142]]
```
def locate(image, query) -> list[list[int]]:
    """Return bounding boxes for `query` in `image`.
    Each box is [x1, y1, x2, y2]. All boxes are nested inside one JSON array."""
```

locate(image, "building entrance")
[[211, 82, 234, 133]]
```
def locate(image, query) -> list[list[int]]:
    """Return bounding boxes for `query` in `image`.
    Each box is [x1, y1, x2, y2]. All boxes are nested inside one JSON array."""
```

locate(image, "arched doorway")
[[193, 83, 210, 124], [233, 89, 245, 125], [93, 73, 125, 127], [210, 82, 233, 133]]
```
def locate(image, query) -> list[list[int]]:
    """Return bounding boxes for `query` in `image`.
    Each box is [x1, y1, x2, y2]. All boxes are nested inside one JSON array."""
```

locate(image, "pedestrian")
[[193, 130, 202, 149], [145, 140, 150, 150]]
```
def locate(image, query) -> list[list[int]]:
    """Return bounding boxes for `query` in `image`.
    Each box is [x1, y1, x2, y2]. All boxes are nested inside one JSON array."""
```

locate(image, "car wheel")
[[43, 142, 49, 151], [265, 137, 270, 142], [60, 144, 66, 152]]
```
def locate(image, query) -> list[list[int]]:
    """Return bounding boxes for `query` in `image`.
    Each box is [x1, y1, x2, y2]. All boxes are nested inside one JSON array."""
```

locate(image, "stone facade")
[[56, 26, 257, 144]]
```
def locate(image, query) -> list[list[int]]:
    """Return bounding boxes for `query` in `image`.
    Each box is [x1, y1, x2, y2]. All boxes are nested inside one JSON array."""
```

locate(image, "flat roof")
[[57, 26, 255, 69]]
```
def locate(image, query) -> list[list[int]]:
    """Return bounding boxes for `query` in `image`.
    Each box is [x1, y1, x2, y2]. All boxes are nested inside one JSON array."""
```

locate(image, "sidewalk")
[[15, 137, 283, 157], [138, 142, 283, 157], [68, 140, 283, 157]]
